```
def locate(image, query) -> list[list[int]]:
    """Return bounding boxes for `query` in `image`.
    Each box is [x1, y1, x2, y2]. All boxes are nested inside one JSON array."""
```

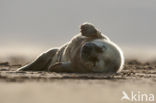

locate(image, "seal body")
[[17, 23, 124, 73]]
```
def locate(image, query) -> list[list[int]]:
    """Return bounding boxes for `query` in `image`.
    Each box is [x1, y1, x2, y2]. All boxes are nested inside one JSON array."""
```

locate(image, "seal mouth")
[[83, 56, 100, 70]]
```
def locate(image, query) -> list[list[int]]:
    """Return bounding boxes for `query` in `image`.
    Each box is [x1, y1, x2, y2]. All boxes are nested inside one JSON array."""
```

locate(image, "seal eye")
[[83, 43, 104, 53]]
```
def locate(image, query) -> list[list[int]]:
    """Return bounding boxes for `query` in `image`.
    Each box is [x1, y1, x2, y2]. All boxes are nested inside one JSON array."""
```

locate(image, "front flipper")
[[48, 62, 74, 73], [80, 23, 110, 40]]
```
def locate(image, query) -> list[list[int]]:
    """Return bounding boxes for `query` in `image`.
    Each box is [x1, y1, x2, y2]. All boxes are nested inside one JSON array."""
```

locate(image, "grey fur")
[[17, 49, 58, 71], [17, 23, 124, 73]]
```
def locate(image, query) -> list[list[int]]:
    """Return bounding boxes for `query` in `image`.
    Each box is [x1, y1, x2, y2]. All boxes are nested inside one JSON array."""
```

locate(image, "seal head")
[[80, 39, 124, 73]]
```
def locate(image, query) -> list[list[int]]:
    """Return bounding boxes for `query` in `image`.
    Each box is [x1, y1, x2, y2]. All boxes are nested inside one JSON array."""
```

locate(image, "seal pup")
[[17, 23, 124, 73]]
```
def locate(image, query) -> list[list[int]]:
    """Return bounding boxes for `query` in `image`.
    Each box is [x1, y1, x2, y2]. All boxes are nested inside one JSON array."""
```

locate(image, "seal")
[[17, 23, 124, 73]]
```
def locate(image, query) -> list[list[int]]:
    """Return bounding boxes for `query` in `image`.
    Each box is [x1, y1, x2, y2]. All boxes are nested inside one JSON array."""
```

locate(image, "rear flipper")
[[17, 49, 58, 71]]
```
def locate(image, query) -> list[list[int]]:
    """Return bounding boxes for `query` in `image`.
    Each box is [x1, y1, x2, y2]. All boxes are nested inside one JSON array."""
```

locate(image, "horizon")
[[0, 0, 156, 61]]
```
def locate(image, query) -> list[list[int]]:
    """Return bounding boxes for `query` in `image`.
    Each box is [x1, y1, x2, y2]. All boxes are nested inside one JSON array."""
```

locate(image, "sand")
[[0, 60, 156, 103]]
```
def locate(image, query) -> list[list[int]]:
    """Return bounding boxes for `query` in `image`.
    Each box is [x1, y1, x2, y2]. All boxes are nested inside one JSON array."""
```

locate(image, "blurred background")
[[0, 0, 156, 64]]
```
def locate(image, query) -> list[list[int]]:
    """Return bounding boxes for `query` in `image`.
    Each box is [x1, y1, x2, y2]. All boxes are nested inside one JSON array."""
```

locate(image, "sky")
[[0, 0, 156, 60]]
